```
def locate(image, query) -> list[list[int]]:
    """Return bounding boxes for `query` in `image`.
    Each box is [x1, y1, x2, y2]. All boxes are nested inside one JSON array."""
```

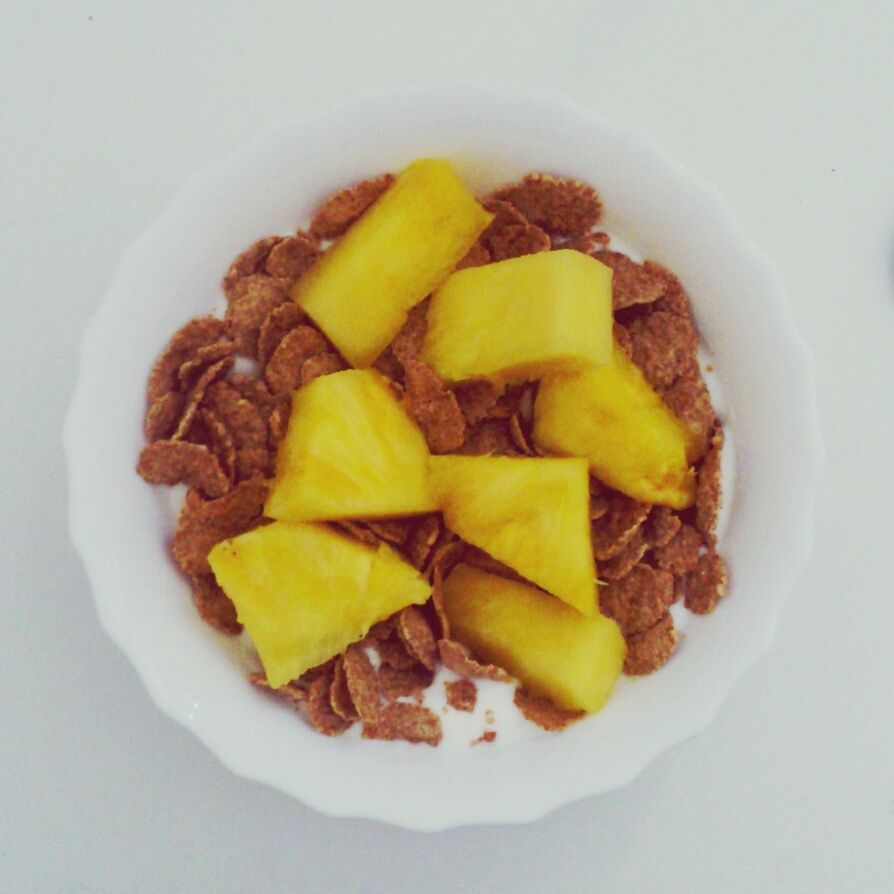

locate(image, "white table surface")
[[2, 2, 892, 891]]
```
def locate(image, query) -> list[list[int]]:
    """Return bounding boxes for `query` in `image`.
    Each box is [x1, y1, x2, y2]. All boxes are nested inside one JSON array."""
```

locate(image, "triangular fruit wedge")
[[294, 158, 493, 367], [442, 564, 625, 713], [534, 343, 702, 509], [429, 455, 596, 615], [422, 249, 613, 387], [209, 521, 430, 687], [265, 369, 437, 522]]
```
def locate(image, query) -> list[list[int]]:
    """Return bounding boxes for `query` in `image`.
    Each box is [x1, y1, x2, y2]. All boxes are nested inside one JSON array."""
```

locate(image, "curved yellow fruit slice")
[[209, 521, 430, 687], [442, 564, 625, 713], [265, 369, 437, 522], [430, 454, 596, 615], [534, 345, 701, 509], [422, 250, 613, 387], [293, 158, 492, 367]]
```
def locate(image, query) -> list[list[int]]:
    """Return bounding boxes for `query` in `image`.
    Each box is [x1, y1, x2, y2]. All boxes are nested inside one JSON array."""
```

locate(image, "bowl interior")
[[66, 86, 820, 830]]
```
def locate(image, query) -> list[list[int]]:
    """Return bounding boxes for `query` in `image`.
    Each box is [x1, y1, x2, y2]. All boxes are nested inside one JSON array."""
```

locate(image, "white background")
[[2, 1, 892, 891]]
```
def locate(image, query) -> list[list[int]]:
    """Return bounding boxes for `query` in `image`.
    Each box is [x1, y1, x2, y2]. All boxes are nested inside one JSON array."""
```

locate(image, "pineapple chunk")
[[265, 369, 437, 522], [209, 521, 430, 687], [429, 455, 596, 615], [293, 159, 492, 367], [442, 564, 625, 713], [422, 250, 613, 387], [534, 344, 702, 509]]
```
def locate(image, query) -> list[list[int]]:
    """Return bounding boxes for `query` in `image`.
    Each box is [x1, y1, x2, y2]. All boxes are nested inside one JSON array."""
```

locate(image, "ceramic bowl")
[[65, 85, 821, 830]]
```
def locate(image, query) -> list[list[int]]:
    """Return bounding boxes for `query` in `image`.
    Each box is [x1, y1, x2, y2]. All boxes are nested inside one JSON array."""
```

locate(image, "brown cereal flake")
[[684, 549, 728, 615], [372, 345, 404, 381], [332, 520, 380, 547], [249, 672, 306, 709], [144, 391, 183, 442], [226, 374, 276, 415], [306, 671, 353, 736], [190, 573, 241, 634], [428, 555, 454, 640], [171, 477, 268, 576], [438, 639, 512, 682], [363, 701, 442, 746], [599, 528, 649, 581], [696, 430, 724, 542], [197, 408, 237, 482], [329, 656, 359, 721], [389, 301, 429, 365], [256, 302, 306, 368], [455, 241, 492, 270], [377, 664, 434, 702], [599, 563, 675, 637], [562, 230, 611, 253], [146, 316, 229, 405], [623, 612, 677, 675], [375, 633, 418, 671], [222, 236, 283, 299], [460, 419, 517, 456], [591, 492, 651, 560], [264, 232, 319, 281], [628, 310, 699, 390], [202, 380, 270, 481], [343, 644, 381, 725], [479, 198, 551, 261], [653, 523, 703, 575], [397, 605, 438, 671], [471, 730, 498, 745], [594, 250, 667, 311], [614, 321, 634, 358], [453, 380, 499, 426], [492, 174, 602, 236], [309, 173, 395, 240], [177, 338, 237, 386], [404, 514, 442, 569], [660, 370, 715, 459], [423, 533, 463, 582], [137, 439, 230, 498], [364, 518, 411, 545], [172, 356, 235, 441], [402, 358, 467, 453], [509, 412, 537, 455], [264, 325, 330, 395], [225, 277, 290, 357], [643, 505, 682, 549], [513, 688, 584, 731], [267, 398, 291, 452], [300, 351, 346, 385], [445, 678, 477, 712], [643, 261, 692, 318], [488, 383, 528, 419]]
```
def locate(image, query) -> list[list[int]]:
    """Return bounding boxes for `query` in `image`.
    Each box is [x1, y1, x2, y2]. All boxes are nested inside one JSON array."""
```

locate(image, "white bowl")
[[65, 85, 821, 830]]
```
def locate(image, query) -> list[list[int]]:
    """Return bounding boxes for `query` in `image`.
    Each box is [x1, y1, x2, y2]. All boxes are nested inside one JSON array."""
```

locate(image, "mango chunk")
[[293, 158, 492, 367], [429, 455, 596, 615], [209, 521, 430, 687], [265, 369, 437, 522], [442, 564, 625, 713], [533, 344, 702, 508], [422, 249, 613, 387]]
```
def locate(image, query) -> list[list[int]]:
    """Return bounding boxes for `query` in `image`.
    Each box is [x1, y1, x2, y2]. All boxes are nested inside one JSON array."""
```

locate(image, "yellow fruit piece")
[[429, 454, 596, 615], [209, 521, 430, 687], [533, 344, 701, 509], [293, 158, 492, 367], [442, 564, 625, 713], [422, 250, 613, 387], [265, 369, 436, 522]]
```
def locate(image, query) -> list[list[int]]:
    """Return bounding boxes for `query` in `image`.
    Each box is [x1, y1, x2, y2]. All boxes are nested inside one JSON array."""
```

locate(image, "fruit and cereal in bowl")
[[136, 158, 728, 746]]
